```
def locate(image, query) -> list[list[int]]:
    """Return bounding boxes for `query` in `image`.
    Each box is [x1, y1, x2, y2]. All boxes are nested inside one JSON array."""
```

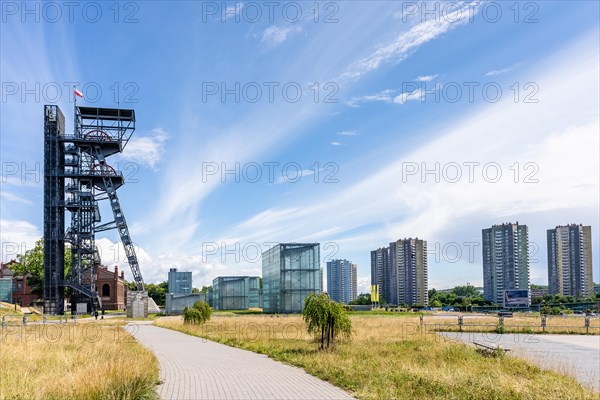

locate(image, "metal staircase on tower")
[[43, 103, 144, 314]]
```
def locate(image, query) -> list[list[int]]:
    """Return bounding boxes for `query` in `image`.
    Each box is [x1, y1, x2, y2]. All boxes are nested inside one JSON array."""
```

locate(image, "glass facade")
[[168, 268, 192, 294], [212, 276, 261, 310], [0, 278, 12, 303], [262, 243, 321, 313], [165, 293, 206, 314]]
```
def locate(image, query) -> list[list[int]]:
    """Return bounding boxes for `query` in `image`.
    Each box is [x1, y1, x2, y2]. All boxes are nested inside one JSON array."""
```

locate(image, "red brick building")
[[96, 265, 126, 310], [0, 260, 40, 306]]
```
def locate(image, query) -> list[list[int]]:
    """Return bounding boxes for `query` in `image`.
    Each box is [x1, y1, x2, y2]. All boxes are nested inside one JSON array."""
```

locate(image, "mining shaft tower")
[[43, 103, 144, 314]]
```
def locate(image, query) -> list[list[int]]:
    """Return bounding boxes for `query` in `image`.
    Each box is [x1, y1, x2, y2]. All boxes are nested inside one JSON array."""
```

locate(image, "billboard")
[[503, 289, 530, 308], [370, 285, 379, 303]]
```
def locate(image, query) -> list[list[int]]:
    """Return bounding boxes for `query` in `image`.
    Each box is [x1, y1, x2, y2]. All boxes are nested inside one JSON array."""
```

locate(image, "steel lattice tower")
[[43, 103, 145, 314]]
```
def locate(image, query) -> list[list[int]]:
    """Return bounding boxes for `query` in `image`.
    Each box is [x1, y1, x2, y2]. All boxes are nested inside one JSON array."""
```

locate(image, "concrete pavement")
[[439, 332, 600, 391], [128, 323, 355, 400]]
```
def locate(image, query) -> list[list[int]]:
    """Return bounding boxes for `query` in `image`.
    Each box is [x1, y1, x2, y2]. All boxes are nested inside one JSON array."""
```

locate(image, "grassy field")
[[156, 314, 596, 399], [0, 321, 159, 400]]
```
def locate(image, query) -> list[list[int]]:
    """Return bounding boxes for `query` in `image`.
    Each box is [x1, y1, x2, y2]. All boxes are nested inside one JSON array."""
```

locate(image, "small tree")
[[302, 293, 352, 350], [12, 239, 72, 295], [183, 301, 211, 324]]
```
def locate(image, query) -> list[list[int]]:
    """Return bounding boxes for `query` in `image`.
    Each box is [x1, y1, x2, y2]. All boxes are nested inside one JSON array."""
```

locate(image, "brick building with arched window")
[[95, 265, 126, 310]]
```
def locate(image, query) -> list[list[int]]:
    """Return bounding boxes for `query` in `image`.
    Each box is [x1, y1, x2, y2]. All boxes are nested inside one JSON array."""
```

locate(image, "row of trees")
[[349, 285, 489, 307], [532, 293, 600, 305], [9, 239, 204, 307], [428, 285, 488, 307]]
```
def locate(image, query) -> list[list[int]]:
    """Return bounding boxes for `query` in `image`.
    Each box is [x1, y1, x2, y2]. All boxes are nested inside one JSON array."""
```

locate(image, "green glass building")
[[0, 278, 12, 303], [211, 276, 261, 310], [262, 243, 321, 313]]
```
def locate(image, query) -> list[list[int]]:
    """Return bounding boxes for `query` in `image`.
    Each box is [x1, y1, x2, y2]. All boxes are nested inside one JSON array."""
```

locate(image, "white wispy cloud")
[[393, 89, 424, 104], [94, 237, 244, 287], [0, 191, 33, 205], [260, 26, 302, 46], [347, 87, 428, 107], [224, 3, 244, 20], [485, 63, 522, 76], [119, 128, 168, 170], [203, 31, 599, 288], [342, 2, 479, 79], [330, 141, 342, 146], [337, 130, 358, 136], [346, 89, 395, 107], [0, 219, 40, 262], [416, 74, 438, 82]]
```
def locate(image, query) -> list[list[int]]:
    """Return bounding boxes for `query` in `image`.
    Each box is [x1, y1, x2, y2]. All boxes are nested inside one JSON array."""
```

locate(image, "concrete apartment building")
[[262, 243, 321, 313], [547, 224, 593, 298], [391, 238, 428, 306], [482, 222, 530, 305], [326, 259, 357, 304], [370, 247, 391, 304], [371, 238, 429, 306]]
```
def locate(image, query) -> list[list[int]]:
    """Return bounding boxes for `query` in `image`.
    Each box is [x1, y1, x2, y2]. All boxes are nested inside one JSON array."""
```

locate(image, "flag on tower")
[[73, 88, 83, 98]]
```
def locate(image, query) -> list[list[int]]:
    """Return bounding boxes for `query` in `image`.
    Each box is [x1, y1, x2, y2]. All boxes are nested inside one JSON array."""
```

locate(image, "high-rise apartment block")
[[371, 238, 428, 306], [482, 223, 530, 305], [547, 224, 593, 298], [327, 259, 357, 304]]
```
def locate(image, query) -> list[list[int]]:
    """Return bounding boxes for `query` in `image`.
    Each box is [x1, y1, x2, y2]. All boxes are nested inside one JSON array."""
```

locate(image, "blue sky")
[[1, 1, 599, 292]]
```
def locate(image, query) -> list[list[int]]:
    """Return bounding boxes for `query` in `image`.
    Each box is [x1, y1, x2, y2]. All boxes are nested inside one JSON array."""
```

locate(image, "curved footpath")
[[128, 323, 355, 400]]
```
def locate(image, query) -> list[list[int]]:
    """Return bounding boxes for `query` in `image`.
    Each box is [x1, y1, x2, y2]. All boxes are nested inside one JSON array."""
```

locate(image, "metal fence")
[[420, 314, 600, 334], [1, 314, 75, 330]]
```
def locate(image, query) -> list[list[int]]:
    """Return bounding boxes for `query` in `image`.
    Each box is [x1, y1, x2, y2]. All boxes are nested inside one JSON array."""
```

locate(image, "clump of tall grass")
[[0, 323, 158, 399]]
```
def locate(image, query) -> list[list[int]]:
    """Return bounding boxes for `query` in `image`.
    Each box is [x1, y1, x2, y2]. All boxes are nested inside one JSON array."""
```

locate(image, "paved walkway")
[[439, 332, 600, 390], [128, 323, 354, 400]]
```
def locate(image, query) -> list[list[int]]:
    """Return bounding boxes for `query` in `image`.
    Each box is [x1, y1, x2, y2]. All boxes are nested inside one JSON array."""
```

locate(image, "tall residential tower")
[[547, 224, 593, 298], [371, 238, 428, 306], [482, 223, 530, 304], [391, 238, 428, 306], [327, 259, 357, 304]]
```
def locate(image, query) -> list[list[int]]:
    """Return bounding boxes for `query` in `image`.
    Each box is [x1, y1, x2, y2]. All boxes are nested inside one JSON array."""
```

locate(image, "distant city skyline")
[[1, 2, 598, 294]]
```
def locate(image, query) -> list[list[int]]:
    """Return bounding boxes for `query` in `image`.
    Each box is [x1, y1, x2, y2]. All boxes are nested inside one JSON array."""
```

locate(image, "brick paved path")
[[129, 323, 355, 400]]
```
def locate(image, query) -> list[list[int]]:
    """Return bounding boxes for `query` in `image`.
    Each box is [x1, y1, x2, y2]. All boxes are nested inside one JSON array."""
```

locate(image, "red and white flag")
[[73, 88, 84, 98]]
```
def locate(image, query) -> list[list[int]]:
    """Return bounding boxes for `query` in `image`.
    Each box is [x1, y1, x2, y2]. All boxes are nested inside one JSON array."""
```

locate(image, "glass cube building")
[[262, 243, 321, 313], [211, 276, 261, 310]]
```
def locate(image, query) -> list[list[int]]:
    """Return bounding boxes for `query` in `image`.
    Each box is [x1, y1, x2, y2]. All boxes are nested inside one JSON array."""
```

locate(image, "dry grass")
[[0, 302, 22, 316], [0, 322, 158, 400], [156, 314, 597, 399]]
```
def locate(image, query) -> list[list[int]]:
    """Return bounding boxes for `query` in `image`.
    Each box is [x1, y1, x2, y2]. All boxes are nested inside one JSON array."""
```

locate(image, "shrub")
[[302, 293, 352, 350], [183, 301, 212, 324]]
